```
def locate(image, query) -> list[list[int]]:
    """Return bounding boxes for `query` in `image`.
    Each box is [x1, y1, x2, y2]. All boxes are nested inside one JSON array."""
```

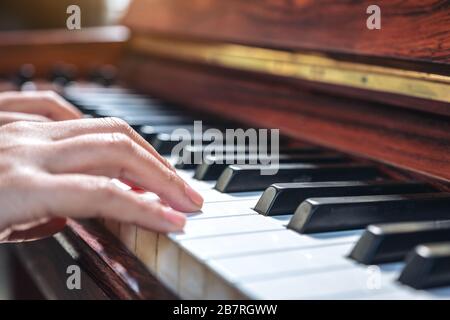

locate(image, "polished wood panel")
[[13, 236, 109, 299], [0, 26, 128, 78], [123, 55, 450, 185], [124, 0, 450, 67], [13, 220, 177, 300]]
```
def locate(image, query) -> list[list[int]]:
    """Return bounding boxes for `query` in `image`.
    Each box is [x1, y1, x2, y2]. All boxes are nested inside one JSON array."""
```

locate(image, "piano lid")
[[122, 0, 450, 116], [119, 0, 450, 184]]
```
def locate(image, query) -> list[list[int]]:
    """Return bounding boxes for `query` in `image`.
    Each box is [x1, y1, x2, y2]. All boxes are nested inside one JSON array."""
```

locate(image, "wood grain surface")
[[124, 0, 450, 66]]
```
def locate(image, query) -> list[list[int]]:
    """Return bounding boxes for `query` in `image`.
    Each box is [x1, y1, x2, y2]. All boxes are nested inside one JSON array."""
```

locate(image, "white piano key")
[[170, 215, 284, 241], [119, 224, 137, 252], [156, 234, 179, 293], [159, 215, 283, 296], [178, 250, 208, 299], [238, 264, 404, 300], [199, 189, 262, 203], [208, 243, 354, 282], [187, 200, 257, 220], [270, 214, 293, 226], [137, 186, 260, 203], [180, 229, 361, 260], [177, 170, 215, 190], [135, 228, 158, 271]]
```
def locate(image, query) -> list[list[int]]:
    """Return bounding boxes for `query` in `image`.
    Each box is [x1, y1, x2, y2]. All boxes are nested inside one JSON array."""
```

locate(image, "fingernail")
[[163, 207, 186, 229], [184, 183, 204, 209]]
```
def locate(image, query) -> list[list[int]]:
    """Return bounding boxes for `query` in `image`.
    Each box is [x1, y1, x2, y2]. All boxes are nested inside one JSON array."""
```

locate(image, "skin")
[[0, 91, 204, 243]]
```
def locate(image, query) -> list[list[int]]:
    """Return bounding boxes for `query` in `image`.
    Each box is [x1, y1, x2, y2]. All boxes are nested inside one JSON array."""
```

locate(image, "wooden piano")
[[1, 0, 449, 299]]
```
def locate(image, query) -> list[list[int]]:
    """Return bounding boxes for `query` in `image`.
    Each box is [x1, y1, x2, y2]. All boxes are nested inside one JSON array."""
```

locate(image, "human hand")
[[0, 91, 82, 125], [0, 117, 203, 243]]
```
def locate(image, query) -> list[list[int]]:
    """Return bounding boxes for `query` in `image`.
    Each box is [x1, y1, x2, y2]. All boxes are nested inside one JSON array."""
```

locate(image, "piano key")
[[175, 171, 215, 191], [64, 85, 132, 95], [175, 145, 321, 170], [156, 215, 284, 294], [122, 115, 194, 130], [194, 153, 347, 181], [140, 125, 197, 142], [94, 108, 179, 118], [238, 263, 404, 299], [187, 200, 258, 220], [195, 189, 261, 203], [288, 192, 450, 234], [399, 242, 450, 289], [180, 229, 361, 260], [135, 227, 158, 271], [66, 93, 155, 105], [170, 214, 283, 241], [175, 144, 260, 170], [255, 181, 435, 216], [208, 243, 354, 283], [215, 163, 380, 193], [151, 131, 224, 155], [350, 220, 450, 265], [177, 229, 360, 299], [75, 101, 165, 114], [119, 224, 137, 252]]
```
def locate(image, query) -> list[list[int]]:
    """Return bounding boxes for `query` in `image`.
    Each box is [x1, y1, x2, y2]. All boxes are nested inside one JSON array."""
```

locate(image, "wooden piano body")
[[1, 0, 449, 299]]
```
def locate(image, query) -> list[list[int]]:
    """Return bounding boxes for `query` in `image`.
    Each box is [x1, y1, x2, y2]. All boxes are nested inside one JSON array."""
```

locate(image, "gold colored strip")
[[130, 35, 450, 104]]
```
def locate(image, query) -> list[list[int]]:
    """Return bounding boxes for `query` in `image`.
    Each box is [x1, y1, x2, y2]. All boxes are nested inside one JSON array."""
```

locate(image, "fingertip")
[[162, 207, 186, 230], [184, 182, 204, 210]]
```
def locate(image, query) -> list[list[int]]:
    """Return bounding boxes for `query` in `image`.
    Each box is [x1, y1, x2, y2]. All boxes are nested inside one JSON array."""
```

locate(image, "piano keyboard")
[[65, 84, 450, 300]]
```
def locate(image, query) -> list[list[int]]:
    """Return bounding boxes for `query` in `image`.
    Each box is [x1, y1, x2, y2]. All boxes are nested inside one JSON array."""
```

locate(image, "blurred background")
[[0, 0, 131, 30], [0, 0, 132, 300]]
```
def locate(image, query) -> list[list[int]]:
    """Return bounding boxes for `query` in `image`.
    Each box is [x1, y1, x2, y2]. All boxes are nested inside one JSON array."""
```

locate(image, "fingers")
[[0, 91, 82, 120], [40, 174, 186, 232], [43, 117, 176, 173], [0, 111, 51, 126], [43, 133, 203, 212]]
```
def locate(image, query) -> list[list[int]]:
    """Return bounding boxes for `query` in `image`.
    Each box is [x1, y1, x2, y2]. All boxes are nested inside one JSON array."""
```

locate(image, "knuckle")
[[107, 132, 134, 151], [39, 91, 60, 105], [149, 203, 166, 220], [94, 178, 120, 199], [166, 170, 179, 185], [103, 117, 132, 132]]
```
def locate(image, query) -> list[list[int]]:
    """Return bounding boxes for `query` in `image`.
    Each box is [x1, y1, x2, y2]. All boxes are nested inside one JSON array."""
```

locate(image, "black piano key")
[[215, 163, 380, 193], [350, 220, 450, 265], [175, 145, 324, 170], [66, 93, 154, 104], [195, 153, 347, 181], [255, 181, 435, 216], [399, 242, 450, 289], [287, 192, 450, 234], [73, 101, 162, 115], [140, 125, 198, 142], [175, 144, 260, 170], [151, 132, 226, 155], [122, 115, 194, 130], [94, 108, 179, 118]]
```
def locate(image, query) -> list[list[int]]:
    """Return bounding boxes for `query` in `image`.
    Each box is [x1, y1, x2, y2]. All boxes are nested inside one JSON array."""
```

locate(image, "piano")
[[1, 0, 450, 300]]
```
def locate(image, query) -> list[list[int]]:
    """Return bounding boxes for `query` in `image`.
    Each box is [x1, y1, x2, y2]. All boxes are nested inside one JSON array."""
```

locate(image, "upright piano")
[[1, 0, 449, 299]]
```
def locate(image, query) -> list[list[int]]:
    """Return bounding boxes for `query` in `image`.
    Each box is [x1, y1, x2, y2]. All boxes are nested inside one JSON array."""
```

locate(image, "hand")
[[0, 117, 204, 243], [0, 91, 82, 125]]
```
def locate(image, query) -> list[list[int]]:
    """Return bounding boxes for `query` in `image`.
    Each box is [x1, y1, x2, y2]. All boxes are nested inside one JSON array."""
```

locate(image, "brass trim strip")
[[130, 35, 450, 104]]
